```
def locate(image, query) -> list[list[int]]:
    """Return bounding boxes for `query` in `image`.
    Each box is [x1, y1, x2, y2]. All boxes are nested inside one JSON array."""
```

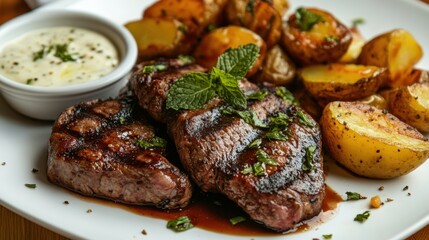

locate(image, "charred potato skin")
[[226, 0, 283, 48], [281, 8, 352, 66], [252, 45, 296, 86], [321, 101, 429, 178], [193, 26, 267, 76], [382, 83, 429, 133], [300, 64, 387, 105]]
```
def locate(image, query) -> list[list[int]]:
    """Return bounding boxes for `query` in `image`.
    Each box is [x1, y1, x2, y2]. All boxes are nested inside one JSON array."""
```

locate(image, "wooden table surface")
[[1, 0, 429, 239]]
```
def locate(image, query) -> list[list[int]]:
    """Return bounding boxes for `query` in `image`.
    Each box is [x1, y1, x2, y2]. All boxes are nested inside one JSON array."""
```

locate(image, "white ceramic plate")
[[1, 0, 429, 239]]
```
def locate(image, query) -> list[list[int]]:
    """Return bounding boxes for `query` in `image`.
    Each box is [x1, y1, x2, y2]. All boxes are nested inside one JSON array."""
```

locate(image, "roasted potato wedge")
[[193, 26, 266, 76], [339, 27, 366, 63], [321, 101, 429, 178], [125, 18, 189, 60], [226, 0, 282, 47], [143, 0, 227, 37], [381, 82, 429, 133], [300, 64, 386, 105], [357, 29, 423, 87], [281, 7, 352, 66], [252, 45, 296, 86]]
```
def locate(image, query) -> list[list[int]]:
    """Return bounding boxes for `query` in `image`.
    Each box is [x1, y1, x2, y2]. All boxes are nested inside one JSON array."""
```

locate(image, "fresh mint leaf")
[[248, 138, 262, 149], [212, 67, 247, 109], [166, 72, 215, 110], [246, 90, 268, 101], [296, 108, 315, 128], [346, 192, 367, 201], [264, 128, 289, 141], [256, 149, 278, 166], [295, 7, 325, 31], [354, 211, 370, 222], [276, 87, 299, 106], [269, 112, 292, 128], [221, 107, 267, 128], [216, 44, 259, 80], [136, 137, 167, 149], [302, 145, 316, 171]]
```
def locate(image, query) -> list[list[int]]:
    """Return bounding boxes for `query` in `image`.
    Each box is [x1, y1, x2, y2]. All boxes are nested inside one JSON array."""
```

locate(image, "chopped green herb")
[[346, 192, 367, 201], [136, 137, 167, 149], [33, 46, 45, 61], [352, 18, 365, 27], [178, 25, 188, 34], [245, 0, 256, 15], [246, 90, 268, 101], [206, 23, 217, 32], [166, 216, 194, 232], [230, 216, 247, 225], [323, 234, 333, 239], [264, 128, 289, 141], [25, 183, 37, 189], [118, 116, 126, 124], [269, 112, 292, 128], [241, 165, 254, 174], [325, 35, 339, 43], [252, 162, 266, 176], [221, 107, 267, 128], [354, 210, 370, 222], [178, 55, 194, 64], [54, 44, 76, 62], [256, 149, 278, 166], [166, 44, 259, 110], [302, 145, 316, 171], [275, 87, 299, 106], [295, 7, 324, 31], [142, 64, 167, 74], [213, 201, 222, 206], [248, 138, 262, 149], [26, 78, 34, 85], [296, 108, 315, 127]]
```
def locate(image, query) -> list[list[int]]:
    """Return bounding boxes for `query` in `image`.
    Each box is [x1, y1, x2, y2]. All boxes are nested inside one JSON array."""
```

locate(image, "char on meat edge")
[[47, 95, 192, 209]]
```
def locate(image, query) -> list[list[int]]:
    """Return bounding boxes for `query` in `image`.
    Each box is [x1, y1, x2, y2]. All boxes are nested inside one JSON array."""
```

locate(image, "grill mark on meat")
[[47, 96, 192, 209], [130, 58, 325, 231]]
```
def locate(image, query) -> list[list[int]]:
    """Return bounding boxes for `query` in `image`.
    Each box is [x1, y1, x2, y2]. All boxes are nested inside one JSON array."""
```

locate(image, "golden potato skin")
[[125, 18, 188, 60], [252, 45, 296, 86], [382, 83, 429, 133], [143, 0, 227, 38], [321, 101, 429, 178], [358, 94, 387, 110], [281, 7, 352, 66], [299, 64, 387, 105], [226, 0, 283, 47], [357, 29, 423, 87], [193, 26, 266, 76]]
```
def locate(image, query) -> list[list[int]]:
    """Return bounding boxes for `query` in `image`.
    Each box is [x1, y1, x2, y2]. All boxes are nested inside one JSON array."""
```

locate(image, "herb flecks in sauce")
[[0, 27, 118, 87], [166, 216, 194, 232]]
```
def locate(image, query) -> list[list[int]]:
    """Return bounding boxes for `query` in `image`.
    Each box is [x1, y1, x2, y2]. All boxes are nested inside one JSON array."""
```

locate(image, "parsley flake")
[[247, 138, 262, 149], [323, 234, 333, 239], [166, 216, 194, 232], [354, 210, 370, 222], [230, 216, 247, 225], [346, 192, 367, 201], [25, 183, 37, 189], [296, 108, 315, 128], [275, 87, 299, 106], [136, 137, 167, 149], [302, 145, 316, 171], [295, 7, 325, 31], [142, 64, 167, 74], [221, 107, 268, 128], [246, 90, 268, 101], [352, 18, 365, 27]]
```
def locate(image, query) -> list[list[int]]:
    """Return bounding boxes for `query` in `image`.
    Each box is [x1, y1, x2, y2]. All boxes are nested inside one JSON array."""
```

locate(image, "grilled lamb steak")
[[130, 59, 325, 231], [47, 96, 192, 209]]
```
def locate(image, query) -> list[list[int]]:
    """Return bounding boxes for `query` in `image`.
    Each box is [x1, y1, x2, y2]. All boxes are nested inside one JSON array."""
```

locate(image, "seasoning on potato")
[[281, 7, 352, 66], [299, 63, 387, 105], [381, 82, 429, 133], [321, 101, 429, 179]]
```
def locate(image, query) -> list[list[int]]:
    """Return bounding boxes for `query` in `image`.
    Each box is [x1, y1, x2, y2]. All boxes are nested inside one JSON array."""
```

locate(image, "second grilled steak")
[[130, 59, 325, 231], [47, 96, 192, 209]]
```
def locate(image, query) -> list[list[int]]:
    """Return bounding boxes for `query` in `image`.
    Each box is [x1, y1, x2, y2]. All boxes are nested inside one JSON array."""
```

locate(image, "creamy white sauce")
[[0, 27, 119, 87]]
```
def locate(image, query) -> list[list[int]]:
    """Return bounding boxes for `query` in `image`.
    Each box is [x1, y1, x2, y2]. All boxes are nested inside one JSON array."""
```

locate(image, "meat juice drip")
[[122, 185, 342, 236]]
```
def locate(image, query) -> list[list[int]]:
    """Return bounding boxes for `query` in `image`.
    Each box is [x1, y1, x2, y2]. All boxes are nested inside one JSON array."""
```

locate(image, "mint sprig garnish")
[[166, 44, 260, 110]]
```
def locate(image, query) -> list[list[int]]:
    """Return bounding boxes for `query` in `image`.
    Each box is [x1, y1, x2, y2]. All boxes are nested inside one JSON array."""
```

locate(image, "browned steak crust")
[[47, 96, 192, 209]]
